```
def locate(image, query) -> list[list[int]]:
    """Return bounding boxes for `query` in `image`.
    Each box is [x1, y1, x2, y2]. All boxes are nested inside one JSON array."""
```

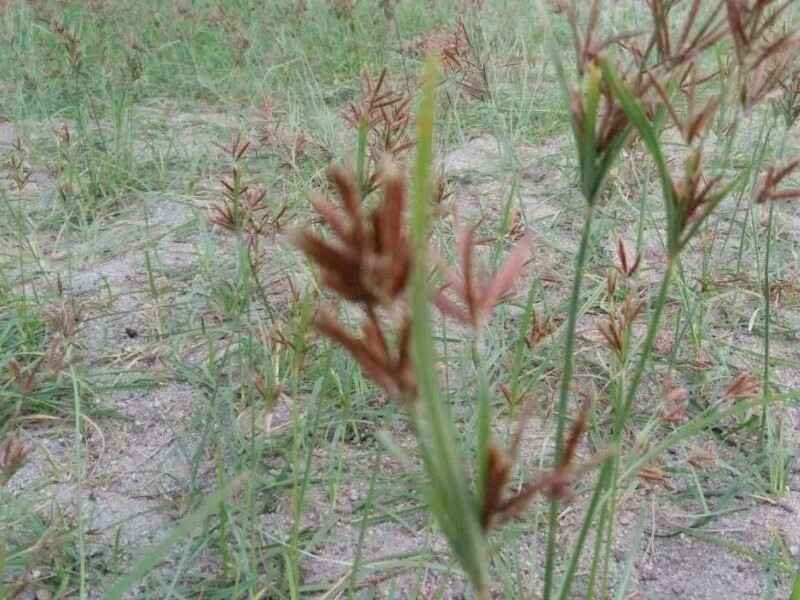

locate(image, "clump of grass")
[[410, 18, 491, 100], [50, 19, 83, 72], [0, 491, 82, 599], [752, 155, 800, 494], [207, 133, 290, 319], [293, 59, 599, 598], [9, 1, 800, 597], [293, 0, 800, 596], [256, 97, 318, 171], [329, 0, 354, 23], [539, 1, 800, 597], [209, 135, 283, 238], [0, 290, 81, 425], [5, 138, 33, 192]]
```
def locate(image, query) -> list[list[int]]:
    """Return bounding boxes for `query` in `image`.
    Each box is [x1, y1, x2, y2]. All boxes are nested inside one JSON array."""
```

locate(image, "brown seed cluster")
[[0, 435, 29, 486], [434, 224, 532, 329], [409, 19, 491, 99], [208, 134, 290, 279], [481, 395, 594, 530], [293, 165, 415, 399], [753, 158, 800, 204], [7, 336, 66, 398], [294, 166, 412, 308], [343, 68, 414, 194]]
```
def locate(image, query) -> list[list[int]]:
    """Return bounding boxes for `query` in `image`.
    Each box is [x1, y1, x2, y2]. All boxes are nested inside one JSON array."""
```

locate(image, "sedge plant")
[[292, 56, 601, 598], [292, 1, 800, 595], [539, 1, 800, 598]]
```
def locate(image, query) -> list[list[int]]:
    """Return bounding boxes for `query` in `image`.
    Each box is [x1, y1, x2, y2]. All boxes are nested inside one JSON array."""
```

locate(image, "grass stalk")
[[543, 202, 595, 599], [71, 365, 87, 600], [409, 56, 489, 598], [556, 458, 613, 600], [759, 124, 790, 495], [620, 258, 674, 426], [791, 570, 800, 600], [761, 199, 775, 431]]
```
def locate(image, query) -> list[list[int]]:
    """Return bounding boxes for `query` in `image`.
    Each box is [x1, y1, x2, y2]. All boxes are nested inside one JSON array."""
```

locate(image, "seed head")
[[293, 165, 412, 308], [0, 436, 29, 486]]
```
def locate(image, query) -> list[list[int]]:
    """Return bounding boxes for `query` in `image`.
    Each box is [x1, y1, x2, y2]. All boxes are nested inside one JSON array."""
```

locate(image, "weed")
[[0, 292, 82, 425], [294, 68, 596, 597], [4, 0, 800, 597], [6, 138, 33, 191]]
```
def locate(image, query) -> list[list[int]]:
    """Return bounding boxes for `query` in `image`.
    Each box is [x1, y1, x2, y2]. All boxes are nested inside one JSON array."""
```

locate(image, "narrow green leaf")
[[475, 349, 492, 516], [580, 64, 602, 200], [613, 507, 647, 600], [790, 569, 800, 600], [600, 60, 679, 254], [356, 116, 368, 194], [409, 55, 489, 595]]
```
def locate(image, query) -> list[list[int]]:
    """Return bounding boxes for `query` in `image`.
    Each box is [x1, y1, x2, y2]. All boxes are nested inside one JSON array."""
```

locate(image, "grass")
[[1, 0, 800, 598]]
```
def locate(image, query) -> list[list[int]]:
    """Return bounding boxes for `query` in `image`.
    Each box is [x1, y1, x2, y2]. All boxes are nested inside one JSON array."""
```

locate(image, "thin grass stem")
[[543, 202, 595, 600]]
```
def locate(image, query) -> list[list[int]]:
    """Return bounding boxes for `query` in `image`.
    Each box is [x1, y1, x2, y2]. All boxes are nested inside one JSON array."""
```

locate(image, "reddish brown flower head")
[[314, 308, 415, 399], [434, 226, 532, 329], [342, 68, 414, 192], [293, 165, 412, 308], [615, 238, 641, 278], [0, 435, 29, 486], [723, 372, 760, 399], [660, 373, 689, 424], [754, 158, 800, 204], [481, 394, 596, 530]]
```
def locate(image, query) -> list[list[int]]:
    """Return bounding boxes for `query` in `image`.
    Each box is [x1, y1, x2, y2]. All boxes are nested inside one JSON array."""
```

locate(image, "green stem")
[[619, 257, 674, 426], [72, 365, 87, 600], [761, 200, 774, 431], [543, 203, 595, 600], [356, 117, 369, 194], [557, 458, 613, 600], [790, 568, 800, 600], [410, 57, 489, 596], [593, 257, 674, 597], [584, 481, 610, 600], [760, 126, 790, 495]]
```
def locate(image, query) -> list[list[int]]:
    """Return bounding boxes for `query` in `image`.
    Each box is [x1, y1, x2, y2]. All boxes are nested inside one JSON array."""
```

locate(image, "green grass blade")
[[790, 570, 800, 600], [599, 60, 678, 254], [409, 55, 489, 596], [543, 203, 595, 600], [556, 458, 614, 600], [356, 116, 368, 194], [613, 507, 647, 600]]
